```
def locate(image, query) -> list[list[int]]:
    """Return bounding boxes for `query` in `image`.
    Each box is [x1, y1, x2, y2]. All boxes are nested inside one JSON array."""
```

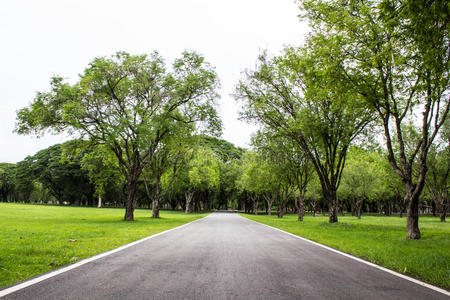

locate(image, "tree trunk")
[[399, 205, 406, 218], [440, 208, 446, 222], [203, 190, 210, 211], [97, 196, 102, 208], [431, 200, 436, 217], [356, 198, 364, 219], [298, 194, 305, 221], [437, 194, 447, 222], [291, 185, 305, 222], [385, 201, 391, 216], [312, 201, 317, 217], [124, 175, 139, 221], [277, 203, 285, 218], [152, 178, 162, 218], [124, 191, 136, 221], [264, 194, 273, 216], [152, 197, 160, 218], [185, 191, 194, 214], [327, 189, 338, 223], [405, 184, 421, 239], [267, 200, 273, 216], [252, 195, 258, 215]]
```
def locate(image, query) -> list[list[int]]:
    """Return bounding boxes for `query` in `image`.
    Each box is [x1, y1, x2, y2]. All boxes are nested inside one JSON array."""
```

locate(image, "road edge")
[[0, 213, 211, 298], [239, 214, 450, 296]]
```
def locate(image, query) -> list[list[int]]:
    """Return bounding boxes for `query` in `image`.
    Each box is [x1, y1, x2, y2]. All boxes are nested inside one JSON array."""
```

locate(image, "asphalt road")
[[2, 212, 448, 299]]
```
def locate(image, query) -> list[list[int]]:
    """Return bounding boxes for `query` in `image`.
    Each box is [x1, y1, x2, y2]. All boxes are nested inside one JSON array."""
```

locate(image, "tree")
[[218, 159, 242, 211], [65, 141, 123, 208], [196, 135, 244, 211], [426, 148, 449, 221], [186, 147, 220, 212], [338, 148, 386, 218], [252, 129, 311, 220], [236, 46, 373, 223], [29, 143, 94, 206], [0, 163, 16, 202], [14, 159, 35, 203], [299, 0, 449, 238], [144, 136, 189, 218], [426, 119, 450, 221], [15, 51, 221, 221], [197, 135, 244, 162], [237, 151, 265, 215]]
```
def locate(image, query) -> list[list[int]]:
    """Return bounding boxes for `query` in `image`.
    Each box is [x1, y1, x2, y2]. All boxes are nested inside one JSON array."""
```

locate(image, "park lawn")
[[0, 203, 208, 289], [241, 213, 450, 289]]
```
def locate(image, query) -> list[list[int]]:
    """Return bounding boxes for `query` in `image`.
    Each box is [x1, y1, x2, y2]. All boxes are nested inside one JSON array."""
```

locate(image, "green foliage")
[[252, 129, 311, 196], [298, 0, 449, 237], [62, 140, 123, 199], [236, 37, 374, 221], [339, 148, 386, 203], [197, 135, 244, 162], [14, 160, 34, 202], [27, 142, 94, 205], [162, 135, 244, 212], [15, 51, 221, 220], [218, 159, 242, 206], [188, 147, 220, 192], [425, 118, 450, 217], [0, 163, 16, 202]]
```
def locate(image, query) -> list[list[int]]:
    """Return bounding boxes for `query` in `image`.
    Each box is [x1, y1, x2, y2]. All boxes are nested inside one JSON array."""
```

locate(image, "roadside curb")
[[0, 214, 210, 298], [239, 214, 450, 296]]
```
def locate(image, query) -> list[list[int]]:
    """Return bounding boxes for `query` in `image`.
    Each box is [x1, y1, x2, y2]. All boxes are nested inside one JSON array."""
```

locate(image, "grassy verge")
[[240, 213, 450, 289], [0, 203, 208, 288]]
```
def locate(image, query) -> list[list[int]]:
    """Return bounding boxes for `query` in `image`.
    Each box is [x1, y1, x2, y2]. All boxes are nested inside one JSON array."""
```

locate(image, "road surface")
[[1, 212, 448, 299]]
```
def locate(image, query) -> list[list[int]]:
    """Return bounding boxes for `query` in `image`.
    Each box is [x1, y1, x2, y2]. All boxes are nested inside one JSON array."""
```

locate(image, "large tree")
[[299, 0, 449, 238], [236, 47, 373, 223], [16, 51, 221, 221]]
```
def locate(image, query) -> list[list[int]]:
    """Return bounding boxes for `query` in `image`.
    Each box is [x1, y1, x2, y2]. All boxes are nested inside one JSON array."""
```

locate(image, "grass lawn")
[[241, 213, 450, 289], [0, 203, 208, 289]]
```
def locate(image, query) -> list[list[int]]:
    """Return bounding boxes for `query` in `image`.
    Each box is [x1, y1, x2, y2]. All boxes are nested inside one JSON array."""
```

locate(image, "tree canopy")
[[298, 0, 449, 238], [15, 51, 221, 220], [235, 45, 373, 223]]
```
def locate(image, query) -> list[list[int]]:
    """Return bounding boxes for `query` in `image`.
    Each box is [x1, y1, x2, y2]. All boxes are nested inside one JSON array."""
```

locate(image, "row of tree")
[[1, 131, 447, 222], [235, 0, 449, 239], [8, 0, 449, 240], [241, 133, 448, 222], [0, 136, 246, 213]]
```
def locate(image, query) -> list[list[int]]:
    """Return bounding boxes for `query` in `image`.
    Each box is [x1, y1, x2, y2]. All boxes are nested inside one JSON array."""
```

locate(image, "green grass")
[[240, 213, 450, 289], [0, 203, 208, 288]]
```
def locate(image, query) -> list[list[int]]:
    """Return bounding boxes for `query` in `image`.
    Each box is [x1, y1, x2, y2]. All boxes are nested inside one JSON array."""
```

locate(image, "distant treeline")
[[1, 135, 447, 221]]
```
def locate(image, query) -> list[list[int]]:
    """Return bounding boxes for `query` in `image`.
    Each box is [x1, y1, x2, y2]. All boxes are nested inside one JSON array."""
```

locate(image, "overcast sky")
[[0, 0, 308, 163]]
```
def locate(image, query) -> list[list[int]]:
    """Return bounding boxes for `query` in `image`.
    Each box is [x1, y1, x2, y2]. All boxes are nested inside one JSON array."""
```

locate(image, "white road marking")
[[241, 215, 450, 296], [0, 215, 209, 298]]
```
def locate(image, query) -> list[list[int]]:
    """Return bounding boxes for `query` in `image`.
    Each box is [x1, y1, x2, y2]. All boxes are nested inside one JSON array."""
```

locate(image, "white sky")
[[0, 0, 308, 163]]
